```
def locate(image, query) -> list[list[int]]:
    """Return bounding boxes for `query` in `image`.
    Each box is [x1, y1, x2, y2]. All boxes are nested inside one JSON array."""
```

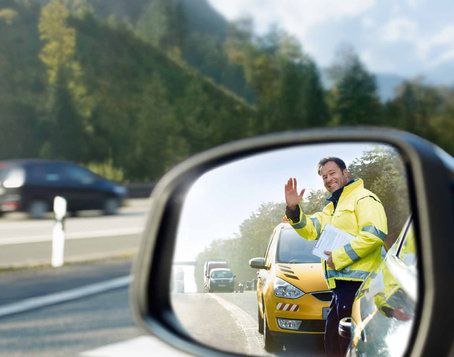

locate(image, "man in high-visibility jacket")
[[284, 157, 387, 357]]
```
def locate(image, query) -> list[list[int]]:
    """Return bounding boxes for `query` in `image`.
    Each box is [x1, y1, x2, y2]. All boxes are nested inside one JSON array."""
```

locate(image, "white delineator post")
[[52, 196, 67, 268]]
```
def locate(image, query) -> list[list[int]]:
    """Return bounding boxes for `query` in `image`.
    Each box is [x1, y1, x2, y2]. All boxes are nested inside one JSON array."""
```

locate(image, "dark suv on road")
[[0, 159, 128, 218], [207, 268, 235, 292]]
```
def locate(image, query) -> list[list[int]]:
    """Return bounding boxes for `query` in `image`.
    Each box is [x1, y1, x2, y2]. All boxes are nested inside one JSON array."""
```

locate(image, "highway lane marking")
[[209, 293, 264, 355], [0, 276, 131, 318], [0, 228, 142, 246], [80, 336, 191, 357]]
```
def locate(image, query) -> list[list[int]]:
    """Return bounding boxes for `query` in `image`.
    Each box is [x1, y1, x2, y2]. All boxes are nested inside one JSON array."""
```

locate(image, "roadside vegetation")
[[1, 0, 452, 183]]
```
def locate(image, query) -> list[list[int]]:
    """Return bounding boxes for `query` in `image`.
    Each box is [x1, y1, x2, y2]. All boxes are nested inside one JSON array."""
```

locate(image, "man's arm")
[[285, 205, 300, 222], [286, 204, 325, 241]]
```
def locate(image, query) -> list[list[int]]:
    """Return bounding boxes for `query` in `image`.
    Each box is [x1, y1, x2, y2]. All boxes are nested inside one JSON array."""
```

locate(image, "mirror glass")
[[170, 142, 414, 356]]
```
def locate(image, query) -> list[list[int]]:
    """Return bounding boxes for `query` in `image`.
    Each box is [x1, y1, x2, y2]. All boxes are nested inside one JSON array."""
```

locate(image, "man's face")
[[320, 161, 350, 193]]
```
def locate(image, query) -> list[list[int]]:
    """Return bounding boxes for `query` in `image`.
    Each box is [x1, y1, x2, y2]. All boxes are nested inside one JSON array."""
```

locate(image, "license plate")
[[218, 284, 226, 287], [322, 307, 331, 320]]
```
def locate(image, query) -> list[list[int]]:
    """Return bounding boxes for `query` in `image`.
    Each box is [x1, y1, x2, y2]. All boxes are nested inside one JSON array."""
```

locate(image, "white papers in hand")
[[312, 224, 354, 260]]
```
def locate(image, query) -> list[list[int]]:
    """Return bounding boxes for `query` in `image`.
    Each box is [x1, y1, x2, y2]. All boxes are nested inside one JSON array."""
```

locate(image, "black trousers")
[[325, 280, 363, 357]]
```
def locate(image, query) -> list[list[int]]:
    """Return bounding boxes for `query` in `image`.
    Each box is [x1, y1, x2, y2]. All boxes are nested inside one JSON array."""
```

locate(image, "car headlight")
[[3, 169, 25, 188], [274, 277, 304, 299]]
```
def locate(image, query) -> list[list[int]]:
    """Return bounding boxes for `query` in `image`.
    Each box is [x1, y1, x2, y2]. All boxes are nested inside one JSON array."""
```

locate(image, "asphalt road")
[[0, 199, 148, 269], [0, 259, 324, 356], [172, 291, 324, 356], [0, 199, 324, 356], [0, 257, 194, 357], [172, 291, 264, 355], [0, 258, 137, 356]]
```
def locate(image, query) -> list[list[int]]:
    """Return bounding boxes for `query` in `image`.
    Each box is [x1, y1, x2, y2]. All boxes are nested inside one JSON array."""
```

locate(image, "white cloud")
[[425, 25, 454, 49], [431, 48, 454, 67], [379, 18, 454, 68], [361, 17, 375, 29], [207, 0, 377, 66], [208, 0, 454, 80], [381, 17, 418, 42], [361, 49, 395, 73], [208, 0, 376, 36], [404, 0, 425, 9], [418, 25, 454, 67], [278, 0, 376, 27]]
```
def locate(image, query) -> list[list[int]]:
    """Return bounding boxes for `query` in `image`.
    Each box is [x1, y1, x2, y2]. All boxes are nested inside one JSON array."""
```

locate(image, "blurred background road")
[[0, 198, 149, 269]]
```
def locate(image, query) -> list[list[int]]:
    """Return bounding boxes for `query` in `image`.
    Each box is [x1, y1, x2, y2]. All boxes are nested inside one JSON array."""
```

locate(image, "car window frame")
[[264, 225, 280, 267]]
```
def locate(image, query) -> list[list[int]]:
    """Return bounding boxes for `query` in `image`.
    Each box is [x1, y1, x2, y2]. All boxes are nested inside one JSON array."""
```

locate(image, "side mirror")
[[130, 128, 454, 357], [249, 257, 267, 269]]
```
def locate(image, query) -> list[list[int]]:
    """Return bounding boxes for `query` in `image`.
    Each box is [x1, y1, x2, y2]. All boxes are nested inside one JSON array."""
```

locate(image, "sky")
[[207, 0, 454, 85], [173, 142, 395, 262]]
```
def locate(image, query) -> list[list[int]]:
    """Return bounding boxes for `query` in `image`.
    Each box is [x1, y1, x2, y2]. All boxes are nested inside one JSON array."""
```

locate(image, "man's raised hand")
[[285, 178, 305, 209]]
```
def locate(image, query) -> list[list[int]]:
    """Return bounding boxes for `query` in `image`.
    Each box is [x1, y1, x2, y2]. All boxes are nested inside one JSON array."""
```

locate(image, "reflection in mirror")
[[170, 143, 413, 356]]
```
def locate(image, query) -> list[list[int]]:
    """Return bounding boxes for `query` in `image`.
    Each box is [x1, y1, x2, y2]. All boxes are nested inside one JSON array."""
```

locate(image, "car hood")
[[275, 263, 328, 293]]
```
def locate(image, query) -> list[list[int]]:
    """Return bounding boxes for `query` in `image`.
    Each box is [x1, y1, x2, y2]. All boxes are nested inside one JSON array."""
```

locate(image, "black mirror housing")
[[130, 127, 454, 357]]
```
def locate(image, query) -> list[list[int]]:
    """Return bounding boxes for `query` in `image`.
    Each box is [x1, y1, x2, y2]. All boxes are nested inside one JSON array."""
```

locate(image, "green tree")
[[302, 189, 326, 213], [38, 0, 93, 160], [385, 79, 443, 142], [0, 1, 46, 159], [128, 74, 188, 180], [135, 0, 184, 59], [329, 48, 382, 125], [225, 20, 329, 132], [194, 202, 285, 291], [348, 147, 410, 248], [429, 89, 454, 155], [42, 71, 88, 161], [39, 0, 77, 86]]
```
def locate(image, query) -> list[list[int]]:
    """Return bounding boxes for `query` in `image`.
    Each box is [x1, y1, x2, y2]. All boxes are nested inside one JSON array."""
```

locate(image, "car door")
[[255, 228, 275, 313], [59, 163, 105, 211], [349, 218, 417, 356], [25, 162, 70, 209]]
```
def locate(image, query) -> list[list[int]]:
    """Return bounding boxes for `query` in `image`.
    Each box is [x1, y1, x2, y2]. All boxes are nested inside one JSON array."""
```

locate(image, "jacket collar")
[[327, 179, 363, 208]]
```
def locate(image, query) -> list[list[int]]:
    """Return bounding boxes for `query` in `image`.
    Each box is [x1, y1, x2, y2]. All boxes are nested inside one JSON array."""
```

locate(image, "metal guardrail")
[[124, 183, 155, 198]]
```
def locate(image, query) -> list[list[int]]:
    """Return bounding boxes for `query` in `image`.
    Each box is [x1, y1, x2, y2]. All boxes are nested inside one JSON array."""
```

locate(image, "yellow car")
[[249, 222, 332, 352]]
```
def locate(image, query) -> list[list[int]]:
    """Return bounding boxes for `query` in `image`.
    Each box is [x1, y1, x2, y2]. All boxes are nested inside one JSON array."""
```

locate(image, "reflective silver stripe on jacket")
[[310, 217, 321, 238], [344, 243, 360, 262], [292, 215, 307, 229], [326, 269, 370, 280], [362, 225, 387, 241]]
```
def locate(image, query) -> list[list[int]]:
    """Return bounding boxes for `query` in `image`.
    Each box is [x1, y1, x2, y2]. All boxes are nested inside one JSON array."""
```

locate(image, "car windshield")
[[211, 270, 233, 278], [276, 229, 320, 264]]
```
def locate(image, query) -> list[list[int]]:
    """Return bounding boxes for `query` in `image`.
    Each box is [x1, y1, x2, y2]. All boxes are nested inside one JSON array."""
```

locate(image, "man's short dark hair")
[[317, 157, 347, 175]]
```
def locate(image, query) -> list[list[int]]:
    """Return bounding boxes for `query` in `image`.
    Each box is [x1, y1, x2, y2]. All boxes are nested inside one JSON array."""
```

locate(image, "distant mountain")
[[83, 0, 415, 103], [0, 0, 255, 179], [83, 0, 253, 102]]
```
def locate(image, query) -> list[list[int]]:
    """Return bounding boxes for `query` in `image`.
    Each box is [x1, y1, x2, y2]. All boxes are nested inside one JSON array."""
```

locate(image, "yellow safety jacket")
[[287, 179, 388, 289]]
